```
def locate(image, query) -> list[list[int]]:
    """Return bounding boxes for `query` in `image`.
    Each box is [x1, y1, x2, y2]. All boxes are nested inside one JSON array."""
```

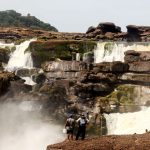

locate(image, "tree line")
[[0, 10, 58, 32]]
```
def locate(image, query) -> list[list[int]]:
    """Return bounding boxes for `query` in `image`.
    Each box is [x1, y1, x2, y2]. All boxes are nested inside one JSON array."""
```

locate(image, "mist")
[[0, 100, 65, 150]]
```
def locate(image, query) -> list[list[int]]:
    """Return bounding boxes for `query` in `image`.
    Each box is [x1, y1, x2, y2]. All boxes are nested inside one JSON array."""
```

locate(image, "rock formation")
[[0, 22, 149, 149]]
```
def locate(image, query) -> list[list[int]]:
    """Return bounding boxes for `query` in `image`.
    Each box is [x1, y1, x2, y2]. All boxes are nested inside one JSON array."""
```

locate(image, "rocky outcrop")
[[0, 23, 149, 43], [85, 22, 150, 42], [124, 50, 150, 73], [127, 25, 150, 42], [0, 48, 10, 63], [28, 40, 96, 67], [85, 22, 122, 41], [0, 71, 19, 96]]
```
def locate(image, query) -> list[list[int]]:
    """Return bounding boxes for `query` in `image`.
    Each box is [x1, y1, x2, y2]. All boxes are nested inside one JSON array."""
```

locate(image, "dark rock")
[[97, 22, 121, 33], [86, 26, 96, 34], [127, 25, 150, 42], [127, 25, 150, 34], [87, 73, 117, 83], [0, 48, 10, 63], [0, 71, 19, 96], [124, 50, 140, 56], [32, 73, 46, 84], [124, 55, 140, 63]]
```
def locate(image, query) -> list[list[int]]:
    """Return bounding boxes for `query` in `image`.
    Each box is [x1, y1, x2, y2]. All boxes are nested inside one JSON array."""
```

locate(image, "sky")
[[0, 0, 150, 32]]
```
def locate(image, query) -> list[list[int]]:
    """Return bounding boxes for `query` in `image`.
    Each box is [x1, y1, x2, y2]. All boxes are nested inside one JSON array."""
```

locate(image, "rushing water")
[[94, 42, 150, 63], [105, 106, 150, 135], [5, 39, 36, 72]]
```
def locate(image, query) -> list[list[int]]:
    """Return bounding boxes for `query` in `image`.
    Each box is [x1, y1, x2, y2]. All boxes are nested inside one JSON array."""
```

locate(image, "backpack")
[[66, 118, 75, 130], [79, 118, 87, 126]]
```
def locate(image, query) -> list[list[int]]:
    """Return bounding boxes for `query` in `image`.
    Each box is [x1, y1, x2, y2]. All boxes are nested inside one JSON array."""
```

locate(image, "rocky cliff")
[[0, 23, 149, 147]]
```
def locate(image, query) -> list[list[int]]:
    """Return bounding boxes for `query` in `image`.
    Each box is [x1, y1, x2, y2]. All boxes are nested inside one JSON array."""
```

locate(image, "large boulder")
[[127, 25, 150, 41], [32, 73, 46, 84], [97, 22, 121, 33], [86, 26, 96, 34], [0, 71, 20, 96], [127, 25, 150, 34]]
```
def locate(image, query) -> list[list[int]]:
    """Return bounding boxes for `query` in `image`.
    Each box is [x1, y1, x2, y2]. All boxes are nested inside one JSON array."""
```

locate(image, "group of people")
[[65, 113, 89, 140]]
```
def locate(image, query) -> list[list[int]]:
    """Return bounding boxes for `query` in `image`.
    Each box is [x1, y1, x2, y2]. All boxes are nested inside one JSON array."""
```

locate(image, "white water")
[[94, 42, 150, 63], [21, 77, 36, 85], [76, 53, 81, 61], [0, 102, 65, 150], [5, 39, 36, 72], [105, 107, 150, 135]]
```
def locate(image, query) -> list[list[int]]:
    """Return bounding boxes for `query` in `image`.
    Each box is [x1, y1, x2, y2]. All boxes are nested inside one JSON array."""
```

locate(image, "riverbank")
[[47, 133, 150, 150]]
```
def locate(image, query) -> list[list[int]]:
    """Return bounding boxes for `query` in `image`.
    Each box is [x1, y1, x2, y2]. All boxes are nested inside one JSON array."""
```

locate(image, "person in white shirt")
[[75, 114, 89, 140]]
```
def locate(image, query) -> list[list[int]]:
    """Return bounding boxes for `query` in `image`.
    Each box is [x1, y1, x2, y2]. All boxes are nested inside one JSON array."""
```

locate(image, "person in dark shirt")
[[65, 114, 75, 140]]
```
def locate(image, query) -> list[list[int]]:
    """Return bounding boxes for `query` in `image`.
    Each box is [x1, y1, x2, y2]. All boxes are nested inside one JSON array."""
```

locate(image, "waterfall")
[[94, 42, 150, 63], [0, 42, 15, 49], [76, 53, 81, 61], [105, 107, 150, 135], [5, 39, 36, 72]]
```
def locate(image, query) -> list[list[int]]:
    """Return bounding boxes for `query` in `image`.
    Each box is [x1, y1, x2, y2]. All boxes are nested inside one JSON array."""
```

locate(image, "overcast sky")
[[0, 0, 149, 32]]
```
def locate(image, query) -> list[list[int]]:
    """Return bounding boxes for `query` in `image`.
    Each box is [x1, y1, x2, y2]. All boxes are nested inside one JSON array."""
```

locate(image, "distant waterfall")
[[94, 42, 150, 63], [5, 39, 36, 72], [0, 42, 15, 49], [105, 107, 150, 135]]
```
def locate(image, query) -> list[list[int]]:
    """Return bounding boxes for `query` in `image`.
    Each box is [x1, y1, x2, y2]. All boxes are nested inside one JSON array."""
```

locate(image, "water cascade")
[[94, 42, 150, 63], [76, 53, 81, 61], [5, 39, 36, 72], [105, 106, 150, 135]]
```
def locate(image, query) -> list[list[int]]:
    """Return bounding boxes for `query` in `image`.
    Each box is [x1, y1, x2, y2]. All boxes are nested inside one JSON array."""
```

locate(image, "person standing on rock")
[[65, 114, 75, 140], [76, 114, 89, 140]]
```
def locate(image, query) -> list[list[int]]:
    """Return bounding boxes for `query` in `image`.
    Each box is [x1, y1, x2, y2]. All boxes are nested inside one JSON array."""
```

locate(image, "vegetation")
[[28, 40, 96, 67], [0, 10, 58, 31]]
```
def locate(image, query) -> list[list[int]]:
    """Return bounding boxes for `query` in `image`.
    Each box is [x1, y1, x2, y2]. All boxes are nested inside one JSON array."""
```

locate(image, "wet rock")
[[87, 73, 117, 83], [15, 68, 40, 77], [42, 61, 87, 72], [0, 48, 10, 63], [74, 83, 111, 98], [0, 71, 19, 96], [32, 73, 46, 84]]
